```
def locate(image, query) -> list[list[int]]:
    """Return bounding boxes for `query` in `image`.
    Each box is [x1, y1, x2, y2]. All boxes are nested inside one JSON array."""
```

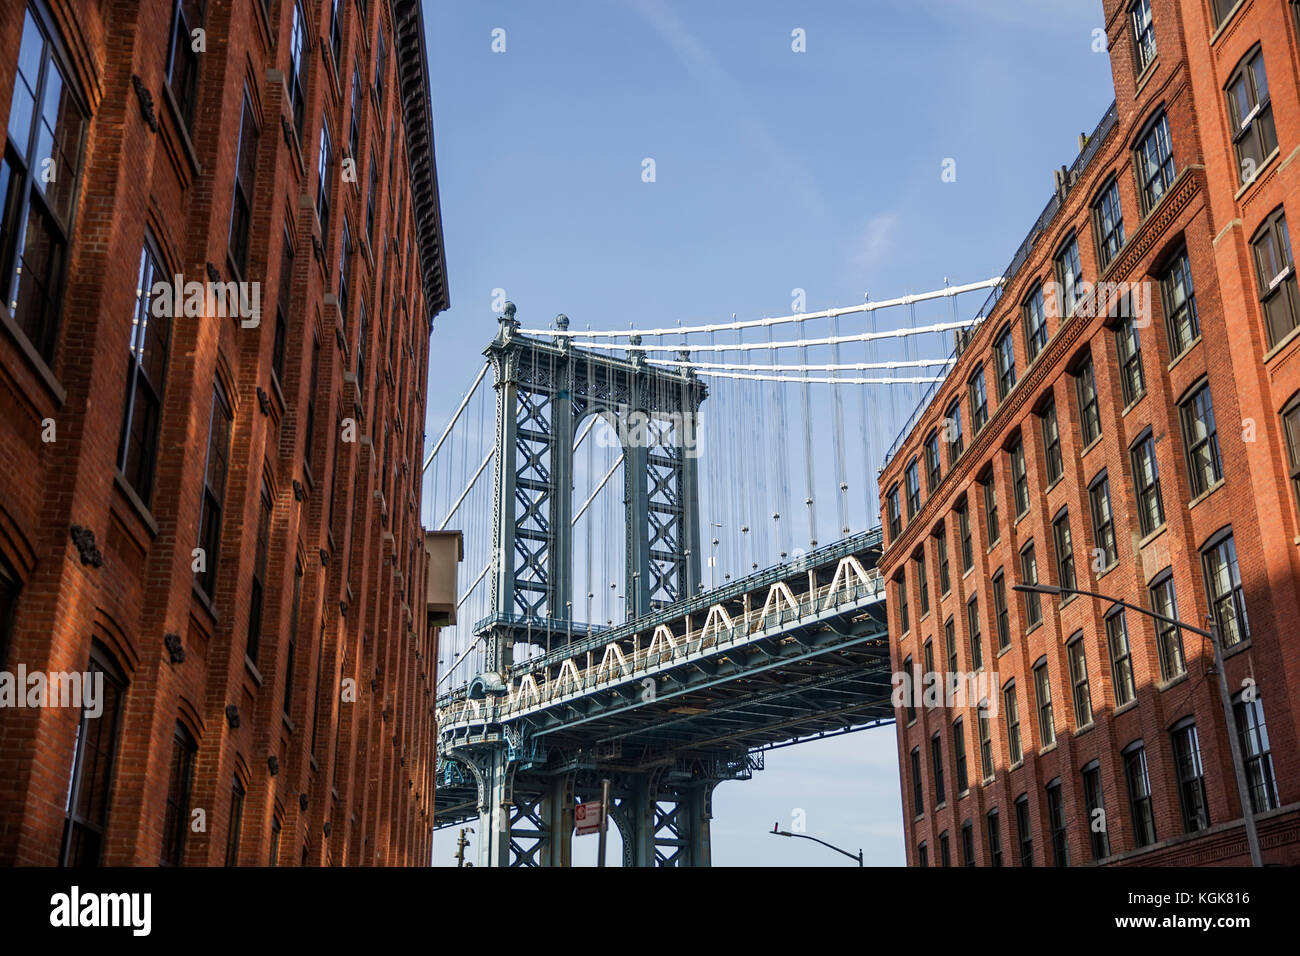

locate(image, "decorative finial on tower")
[[629, 332, 644, 368], [555, 313, 570, 350], [498, 300, 519, 341]]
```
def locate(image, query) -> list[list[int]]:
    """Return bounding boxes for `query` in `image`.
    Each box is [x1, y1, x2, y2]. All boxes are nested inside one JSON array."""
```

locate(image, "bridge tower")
[[466, 302, 708, 865]]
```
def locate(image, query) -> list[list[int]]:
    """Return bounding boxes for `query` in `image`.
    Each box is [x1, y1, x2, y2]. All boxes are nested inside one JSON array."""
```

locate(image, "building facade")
[[0, 0, 450, 865], [878, 0, 1300, 866]]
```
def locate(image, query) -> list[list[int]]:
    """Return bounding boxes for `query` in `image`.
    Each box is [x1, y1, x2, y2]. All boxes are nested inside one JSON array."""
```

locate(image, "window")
[[1093, 179, 1126, 269], [916, 553, 930, 618], [1130, 432, 1164, 536], [196, 380, 234, 598], [966, 598, 983, 671], [930, 733, 946, 806], [228, 92, 259, 275], [961, 821, 975, 867], [1149, 572, 1185, 681], [165, 0, 204, 131], [273, 231, 292, 386], [1014, 794, 1033, 867], [905, 458, 921, 518], [896, 574, 909, 635], [270, 816, 282, 867], [994, 323, 1017, 399], [1089, 473, 1117, 569], [917, 841, 928, 866], [944, 617, 957, 673], [1179, 381, 1222, 496], [1004, 681, 1022, 766], [958, 503, 973, 572], [1251, 208, 1299, 346], [982, 474, 999, 546], [1075, 356, 1101, 446], [348, 63, 360, 161], [924, 640, 934, 684], [1052, 510, 1076, 593], [60, 645, 127, 865], [969, 366, 988, 433], [374, 27, 387, 107], [1055, 236, 1083, 318], [328, 0, 343, 68], [939, 831, 950, 867], [1234, 694, 1279, 812], [1041, 398, 1063, 484], [338, 216, 353, 327], [945, 401, 964, 462], [1033, 657, 1054, 749], [284, 558, 303, 715], [1022, 288, 1048, 363], [904, 656, 916, 723], [1122, 742, 1157, 847], [0, 555, 18, 669], [937, 528, 950, 595], [1067, 634, 1092, 728], [1106, 610, 1136, 707], [924, 431, 941, 491], [316, 121, 333, 240], [304, 333, 321, 471], [1115, 316, 1145, 406], [1211, 0, 1238, 27], [886, 485, 901, 540], [288, 1, 308, 139], [161, 723, 197, 865], [1227, 48, 1277, 187], [1285, 396, 1300, 516], [117, 236, 172, 506], [1202, 531, 1249, 648], [356, 300, 370, 416], [1081, 761, 1110, 860], [247, 482, 271, 664], [993, 572, 1010, 651], [1130, 0, 1155, 73], [1135, 112, 1175, 212], [1161, 249, 1199, 358], [953, 718, 969, 793], [225, 776, 245, 866], [2, 6, 88, 363], [978, 702, 994, 781], [1010, 440, 1029, 517], [366, 152, 377, 244], [910, 747, 924, 816], [1171, 720, 1210, 833], [1046, 780, 1068, 867], [1020, 543, 1041, 628], [986, 810, 1003, 866]]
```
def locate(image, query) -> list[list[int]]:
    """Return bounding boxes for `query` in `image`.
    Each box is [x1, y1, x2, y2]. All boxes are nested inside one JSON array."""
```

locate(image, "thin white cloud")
[[851, 213, 899, 270], [622, 0, 826, 215]]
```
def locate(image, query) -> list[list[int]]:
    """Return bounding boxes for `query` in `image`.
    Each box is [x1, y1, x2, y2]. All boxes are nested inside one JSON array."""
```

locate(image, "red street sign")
[[575, 800, 603, 836]]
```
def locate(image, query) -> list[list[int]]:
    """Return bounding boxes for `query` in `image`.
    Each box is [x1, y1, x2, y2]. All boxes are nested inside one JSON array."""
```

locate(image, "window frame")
[[1226, 46, 1277, 188], [1160, 247, 1199, 359], [1106, 608, 1136, 707], [1092, 178, 1126, 270], [1250, 207, 1299, 347], [1179, 379, 1222, 497], [1067, 632, 1092, 729], [1134, 110, 1176, 213], [1129, 429, 1164, 536], [994, 322, 1017, 400], [117, 233, 173, 507]]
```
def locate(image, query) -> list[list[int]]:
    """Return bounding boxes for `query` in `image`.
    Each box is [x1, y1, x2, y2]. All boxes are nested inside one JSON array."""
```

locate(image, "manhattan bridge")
[[422, 277, 1000, 866]]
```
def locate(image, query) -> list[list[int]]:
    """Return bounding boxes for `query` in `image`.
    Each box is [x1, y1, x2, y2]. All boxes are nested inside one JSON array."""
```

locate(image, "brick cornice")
[[882, 170, 1204, 566]]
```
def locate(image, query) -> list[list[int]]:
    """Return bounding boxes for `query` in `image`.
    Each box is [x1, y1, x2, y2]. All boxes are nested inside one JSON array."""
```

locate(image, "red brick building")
[[0, 0, 452, 865], [878, 0, 1300, 866]]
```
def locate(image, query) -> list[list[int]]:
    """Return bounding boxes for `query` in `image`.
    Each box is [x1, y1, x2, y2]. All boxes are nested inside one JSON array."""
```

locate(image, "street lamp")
[[1012, 581, 1263, 867], [769, 823, 862, 866]]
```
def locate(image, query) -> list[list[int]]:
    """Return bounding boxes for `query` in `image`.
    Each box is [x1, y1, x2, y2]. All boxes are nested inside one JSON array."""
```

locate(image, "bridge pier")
[[539, 774, 575, 867]]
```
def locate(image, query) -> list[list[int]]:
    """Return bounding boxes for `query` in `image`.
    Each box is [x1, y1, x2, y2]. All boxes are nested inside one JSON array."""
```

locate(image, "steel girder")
[[483, 311, 707, 673]]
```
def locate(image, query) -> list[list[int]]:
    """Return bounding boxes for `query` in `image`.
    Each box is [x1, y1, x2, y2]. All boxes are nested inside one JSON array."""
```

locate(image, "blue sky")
[[422, 0, 1115, 866]]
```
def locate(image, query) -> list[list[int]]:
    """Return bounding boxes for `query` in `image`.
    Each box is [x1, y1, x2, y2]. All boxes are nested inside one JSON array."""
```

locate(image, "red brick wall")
[[879, 0, 1300, 866], [0, 0, 446, 866]]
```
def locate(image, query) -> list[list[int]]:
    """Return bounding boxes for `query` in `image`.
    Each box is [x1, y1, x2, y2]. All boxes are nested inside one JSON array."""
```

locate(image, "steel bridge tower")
[[463, 303, 710, 865]]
